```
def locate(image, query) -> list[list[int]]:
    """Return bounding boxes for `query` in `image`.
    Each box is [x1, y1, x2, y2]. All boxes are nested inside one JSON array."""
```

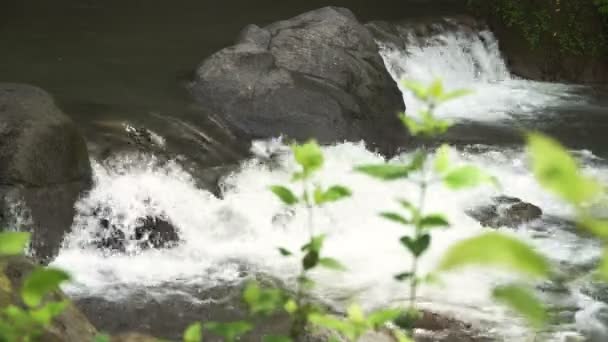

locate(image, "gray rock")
[[190, 7, 407, 155], [467, 196, 543, 228], [0, 84, 92, 262]]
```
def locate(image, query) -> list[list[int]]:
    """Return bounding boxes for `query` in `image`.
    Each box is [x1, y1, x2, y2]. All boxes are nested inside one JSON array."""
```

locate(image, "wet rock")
[[110, 333, 159, 342], [0, 84, 92, 262], [190, 7, 406, 155], [0, 256, 98, 341], [96, 215, 180, 253], [467, 196, 542, 228]]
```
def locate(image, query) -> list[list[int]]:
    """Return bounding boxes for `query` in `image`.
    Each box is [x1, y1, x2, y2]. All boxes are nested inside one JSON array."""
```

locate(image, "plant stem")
[[409, 156, 429, 310], [290, 178, 314, 339]]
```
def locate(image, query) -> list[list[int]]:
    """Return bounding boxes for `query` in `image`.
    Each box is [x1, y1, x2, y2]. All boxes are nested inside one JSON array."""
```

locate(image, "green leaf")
[[438, 232, 550, 278], [527, 133, 599, 204], [428, 79, 444, 99], [355, 164, 411, 180], [408, 151, 427, 172], [419, 214, 450, 230], [309, 314, 355, 340], [434, 144, 451, 174], [184, 322, 203, 342], [243, 282, 284, 316], [263, 335, 292, 342], [400, 234, 431, 257], [318, 257, 347, 271], [443, 165, 497, 190], [438, 89, 473, 102], [380, 212, 410, 225], [598, 248, 608, 281], [367, 308, 403, 328], [284, 299, 298, 314], [94, 334, 111, 342], [278, 247, 293, 256], [302, 235, 325, 254], [314, 185, 351, 204], [346, 303, 365, 323], [400, 115, 423, 136], [30, 300, 68, 326], [579, 217, 608, 239], [394, 272, 414, 281], [493, 284, 548, 328], [292, 141, 324, 175], [302, 251, 320, 271], [270, 186, 298, 205], [402, 80, 429, 101], [204, 321, 252, 341], [0, 232, 30, 256], [21, 268, 70, 307]]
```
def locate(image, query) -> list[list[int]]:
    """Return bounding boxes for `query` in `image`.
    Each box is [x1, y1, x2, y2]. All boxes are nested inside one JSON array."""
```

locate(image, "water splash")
[[379, 28, 587, 121]]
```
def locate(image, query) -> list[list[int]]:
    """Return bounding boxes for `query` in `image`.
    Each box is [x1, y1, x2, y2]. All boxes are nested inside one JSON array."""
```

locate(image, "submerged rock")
[[0, 84, 92, 262], [467, 196, 543, 228], [96, 215, 180, 253], [191, 7, 407, 155]]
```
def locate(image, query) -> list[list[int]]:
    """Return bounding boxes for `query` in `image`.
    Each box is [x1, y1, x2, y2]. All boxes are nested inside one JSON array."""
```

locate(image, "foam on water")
[[50, 24, 608, 340], [379, 28, 587, 121], [52, 142, 607, 340]]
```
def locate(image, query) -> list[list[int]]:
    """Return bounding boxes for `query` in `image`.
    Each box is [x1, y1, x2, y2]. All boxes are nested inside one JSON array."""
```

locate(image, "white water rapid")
[[52, 25, 607, 341]]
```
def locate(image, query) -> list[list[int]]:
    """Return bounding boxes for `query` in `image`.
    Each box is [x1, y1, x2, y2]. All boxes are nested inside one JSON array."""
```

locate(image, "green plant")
[[468, 0, 608, 56], [0, 232, 71, 341], [356, 79, 505, 335]]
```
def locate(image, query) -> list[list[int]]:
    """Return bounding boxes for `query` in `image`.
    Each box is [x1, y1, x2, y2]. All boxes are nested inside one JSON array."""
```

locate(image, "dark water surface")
[[0, 0, 466, 162]]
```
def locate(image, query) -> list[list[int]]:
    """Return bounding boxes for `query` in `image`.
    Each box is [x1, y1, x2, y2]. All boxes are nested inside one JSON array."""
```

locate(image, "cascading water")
[[52, 23, 608, 341]]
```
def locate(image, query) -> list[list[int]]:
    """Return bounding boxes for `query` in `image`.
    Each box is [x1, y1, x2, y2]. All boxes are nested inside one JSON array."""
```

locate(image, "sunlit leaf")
[[243, 282, 284, 316], [30, 300, 68, 326], [284, 299, 298, 314], [94, 334, 111, 342], [527, 133, 599, 204], [439, 232, 550, 278], [438, 89, 473, 102], [318, 257, 347, 271], [443, 165, 497, 190], [367, 308, 402, 328], [380, 212, 410, 226], [292, 141, 324, 174], [204, 321, 252, 341], [355, 164, 411, 180], [270, 186, 298, 205], [183, 322, 202, 342], [493, 284, 548, 328], [0, 232, 30, 256], [579, 217, 608, 239], [315, 186, 351, 204], [21, 268, 70, 307], [434, 145, 451, 174], [402, 80, 428, 101], [346, 304, 365, 323], [428, 79, 444, 99], [400, 115, 423, 136]]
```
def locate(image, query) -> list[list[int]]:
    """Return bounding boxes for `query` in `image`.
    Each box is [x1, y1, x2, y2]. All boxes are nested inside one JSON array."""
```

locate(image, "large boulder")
[[0, 84, 92, 262], [190, 7, 407, 154]]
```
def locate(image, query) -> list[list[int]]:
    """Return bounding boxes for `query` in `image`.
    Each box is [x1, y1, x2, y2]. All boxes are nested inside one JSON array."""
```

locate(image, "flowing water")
[[45, 25, 608, 340], [3, 1, 608, 340]]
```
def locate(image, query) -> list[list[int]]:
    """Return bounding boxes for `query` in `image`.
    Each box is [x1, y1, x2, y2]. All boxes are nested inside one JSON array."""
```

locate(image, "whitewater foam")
[[379, 28, 587, 121]]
